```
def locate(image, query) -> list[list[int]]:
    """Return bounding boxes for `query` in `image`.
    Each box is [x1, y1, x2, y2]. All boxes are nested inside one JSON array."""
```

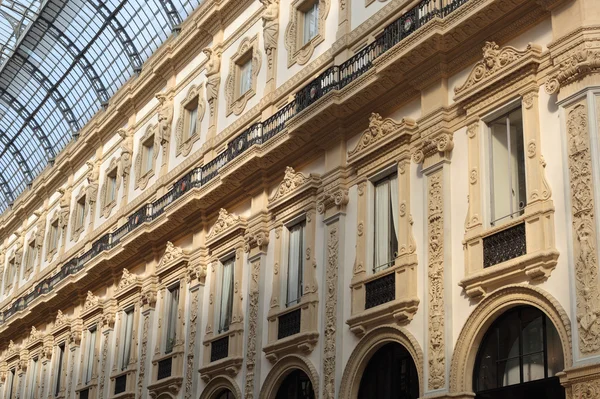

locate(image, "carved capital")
[[317, 188, 349, 215]]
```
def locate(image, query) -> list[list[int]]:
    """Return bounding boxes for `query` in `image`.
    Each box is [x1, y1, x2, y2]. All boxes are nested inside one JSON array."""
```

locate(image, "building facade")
[[0, 0, 597, 398]]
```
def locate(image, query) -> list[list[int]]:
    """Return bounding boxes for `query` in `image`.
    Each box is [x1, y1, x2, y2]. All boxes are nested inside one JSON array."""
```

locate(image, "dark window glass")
[[276, 369, 315, 399]]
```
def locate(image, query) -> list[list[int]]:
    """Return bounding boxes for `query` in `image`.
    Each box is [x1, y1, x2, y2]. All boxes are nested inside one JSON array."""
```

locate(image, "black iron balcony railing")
[[0, 0, 468, 326], [365, 272, 396, 309], [114, 374, 127, 395], [210, 336, 229, 362], [483, 222, 527, 268], [157, 357, 173, 380], [278, 308, 301, 340]]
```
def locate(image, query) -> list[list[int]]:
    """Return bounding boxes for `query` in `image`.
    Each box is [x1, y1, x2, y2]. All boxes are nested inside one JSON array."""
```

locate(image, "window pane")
[[489, 108, 525, 225], [521, 309, 543, 355], [287, 222, 304, 306], [498, 357, 520, 387], [122, 310, 134, 369], [165, 287, 179, 353], [240, 60, 252, 95], [86, 328, 96, 383], [188, 107, 198, 137], [219, 259, 234, 333], [55, 344, 65, 395], [374, 179, 391, 271], [497, 311, 520, 361], [303, 3, 319, 45], [546, 320, 564, 376], [476, 332, 498, 391], [523, 352, 545, 383]]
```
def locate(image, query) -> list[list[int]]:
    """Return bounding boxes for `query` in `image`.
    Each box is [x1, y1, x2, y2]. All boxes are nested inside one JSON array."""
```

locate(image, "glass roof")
[[0, 0, 202, 213]]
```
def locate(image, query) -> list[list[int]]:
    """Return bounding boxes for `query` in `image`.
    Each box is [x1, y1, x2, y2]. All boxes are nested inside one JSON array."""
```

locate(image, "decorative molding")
[[207, 208, 247, 242], [412, 133, 454, 165], [270, 167, 312, 202], [138, 311, 150, 398], [184, 288, 200, 399], [175, 84, 206, 157], [45, 211, 59, 261], [546, 49, 600, 95], [317, 188, 349, 215], [225, 35, 262, 116], [454, 42, 542, 103], [203, 47, 222, 122], [157, 241, 185, 271], [427, 171, 445, 390], [285, 0, 330, 67], [118, 128, 134, 196], [243, 257, 261, 398], [117, 268, 139, 291], [70, 186, 88, 242], [134, 124, 158, 190], [57, 187, 71, 242], [259, 355, 319, 399], [156, 92, 174, 164], [85, 160, 100, 224], [83, 290, 100, 310], [322, 225, 339, 398], [55, 310, 69, 328], [347, 113, 417, 163], [100, 157, 120, 219], [565, 102, 600, 354], [260, 0, 279, 75]]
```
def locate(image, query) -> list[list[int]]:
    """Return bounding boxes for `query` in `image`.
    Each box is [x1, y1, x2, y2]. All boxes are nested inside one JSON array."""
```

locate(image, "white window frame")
[[164, 284, 180, 354], [27, 356, 40, 399], [484, 103, 527, 227], [24, 239, 36, 276], [84, 326, 97, 384], [284, 218, 306, 307], [75, 195, 86, 229], [120, 307, 135, 370], [369, 168, 399, 274], [302, 1, 319, 45], [216, 256, 235, 334]]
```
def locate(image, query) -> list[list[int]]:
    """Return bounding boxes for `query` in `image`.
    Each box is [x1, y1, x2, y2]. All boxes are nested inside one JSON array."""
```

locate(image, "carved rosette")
[[427, 171, 445, 389], [322, 226, 339, 398], [225, 35, 262, 116], [566, 103, 600, 354]]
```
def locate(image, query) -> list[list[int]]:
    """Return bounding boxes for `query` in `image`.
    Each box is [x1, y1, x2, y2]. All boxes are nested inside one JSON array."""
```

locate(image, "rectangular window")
[[25, 240, 36, 274], [302, 2, 319, 45], [286, 221, 305, 307], [142, 138, 154, 174], [218, 258, 234, 334], [121, 309, 134, 370], [106, 170, 117, 204], [76, 196, 86, 228], [165, 286, 179, 354], [84, 326, 97, 384], [7, 369, 15, 399], [187, 104, 198, 139], [6, 258, 15, 289], [55, 343, 65, 396], [50, 220, 59, 252], [373, 173, 399, 272], [238, 57, 253, 97], [29, 357, 39, 399], [488, 107, 526, 226]]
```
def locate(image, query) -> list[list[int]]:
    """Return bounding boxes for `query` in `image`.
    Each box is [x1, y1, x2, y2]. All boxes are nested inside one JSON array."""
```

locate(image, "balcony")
[[0, 0, 525, 335], [200, 330, 243, 382]]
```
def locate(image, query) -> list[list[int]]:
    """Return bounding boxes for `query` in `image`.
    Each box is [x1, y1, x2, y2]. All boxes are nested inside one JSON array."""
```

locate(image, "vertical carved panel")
[[323, 226, 339, 398], [566, 102, 600, 354], [138, 313, 150, 398], [243, 258, 261, 399], [98, 332, 109, 398], [427, 171, 445, 390], [185, 289, 199, 399]]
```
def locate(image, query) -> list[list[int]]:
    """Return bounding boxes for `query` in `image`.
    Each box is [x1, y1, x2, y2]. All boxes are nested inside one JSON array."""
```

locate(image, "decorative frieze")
[[546, 49, 600, 95], [565, 102, 600, 354], [427, 171, 445, 390], [243, 257, 261, 399]]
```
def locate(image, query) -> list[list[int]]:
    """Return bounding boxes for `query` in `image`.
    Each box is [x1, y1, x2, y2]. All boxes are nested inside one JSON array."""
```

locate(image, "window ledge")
[[199, 355, 243, 383], [347, 297, 420, 338], [263, 331, 319, 363], [147, 376, 183, 398], [460, 249, 559, 299], [201, 326, 244, 382]]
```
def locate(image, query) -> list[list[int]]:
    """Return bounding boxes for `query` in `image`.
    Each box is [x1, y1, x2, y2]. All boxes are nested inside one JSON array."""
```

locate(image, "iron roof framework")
[[0, 0, 201, 213]]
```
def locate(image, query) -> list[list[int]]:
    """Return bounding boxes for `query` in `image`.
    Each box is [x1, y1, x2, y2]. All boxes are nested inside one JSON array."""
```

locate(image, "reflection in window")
[[239, 58, 252, 96], [488, 108, 526, 226], [165, 286, 179, 354], [302, 2, 319, 45], [373, 173, 398, 272], [218, 257, 234, 333], [474, 306, 565, 397], [287, 221, 305, 307], [276, 369, 315, 399]]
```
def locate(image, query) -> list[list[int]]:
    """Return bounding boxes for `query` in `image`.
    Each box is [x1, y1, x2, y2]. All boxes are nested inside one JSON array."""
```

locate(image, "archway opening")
[[357, 342, 419, 399], [474, 305, 565, 399], [275, 369, 315, 399], [214, 389, 235, 399]]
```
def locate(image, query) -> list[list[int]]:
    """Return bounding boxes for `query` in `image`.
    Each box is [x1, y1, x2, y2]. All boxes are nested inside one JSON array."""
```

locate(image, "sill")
[[347, 297, 419, 337], [147, 376, 183, 397], [199, 355, 243, 383], [200, 327, 244, 382], [263, 331, 319, 363], [459, 249, 559, 299]]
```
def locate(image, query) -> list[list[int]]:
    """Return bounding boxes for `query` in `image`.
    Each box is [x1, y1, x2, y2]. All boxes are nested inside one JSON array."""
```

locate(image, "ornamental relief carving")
[[427, 171, 445, 389], [157, 241, 185, 270], [70, 187, 88, 242], [285, 0, 330, 67], [243, 258, 261, 399], [270, 167, 311, 202], [117, 268, 139, 291], [225, 35, 262, 117], [546, 49, 600, 95], [412, 133, 454, 165], [185, 288, 200, 399], [134, 124, 159, 190], [207, 208, 246, 241], [100, 157, 120, 219], [118, 128, 133, 194], [323, 226, 339, 399], [156, 92, 174, 162], [348, 113, 417, 163], [566, 103, 600, 354], [203, 47, 222, 119], [260, 0, 279, 73], [454, 41, 542, 102], [83, 290, 100, 310], [85, 159, 100, 221], [58, 186, 71, 235], [175, 84, 206, 158]]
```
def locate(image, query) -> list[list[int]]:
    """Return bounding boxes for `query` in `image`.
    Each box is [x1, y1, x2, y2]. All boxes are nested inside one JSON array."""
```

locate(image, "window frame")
[[371, 172, 399, 274], [54, 342, 66, 397], [225, 35, 261, 116], [83, 325, 98, 385], [120, 307, 135, 370], [24, 238, 37, 279], [300, 0, 319, 46], [285, 0, 330, 67], [134, 124, 158, 190], [284, 218, 306, 307], [164, 283, 180, 354], [217, 255, 235, 334], [175, 84, 205, 157]]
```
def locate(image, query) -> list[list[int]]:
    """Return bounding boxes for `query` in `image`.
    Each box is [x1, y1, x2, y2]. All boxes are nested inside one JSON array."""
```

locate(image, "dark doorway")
[[275, 369, 315, 399]]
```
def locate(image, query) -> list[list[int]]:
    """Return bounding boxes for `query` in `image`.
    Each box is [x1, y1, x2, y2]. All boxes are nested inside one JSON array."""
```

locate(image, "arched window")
[[358, 342, 419, 399], [275, 369, 315, 399], [215, 389, 235, 399], [474, 306, 565, 399]]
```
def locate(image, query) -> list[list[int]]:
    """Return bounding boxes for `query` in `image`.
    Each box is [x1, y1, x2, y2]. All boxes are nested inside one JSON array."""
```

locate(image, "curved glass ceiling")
[[0, 0, 202, 213]]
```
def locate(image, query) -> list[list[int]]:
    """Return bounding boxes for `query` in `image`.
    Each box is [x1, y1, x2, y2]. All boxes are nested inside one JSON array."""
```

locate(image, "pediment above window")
[[268, 167, 321, 212], [454, 41, 542, 104], [115, 268, 142, 301], [156, 242, 189, 278], [347, 113, 417, 165], [206, 209, 247, 247]]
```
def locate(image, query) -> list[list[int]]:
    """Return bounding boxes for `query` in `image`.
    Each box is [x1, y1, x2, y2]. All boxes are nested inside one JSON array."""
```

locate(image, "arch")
[[260, 355, 319, 399], [449, 285, 572, 395], [339, 325, 424, 399], [199, 376, 242, 399]]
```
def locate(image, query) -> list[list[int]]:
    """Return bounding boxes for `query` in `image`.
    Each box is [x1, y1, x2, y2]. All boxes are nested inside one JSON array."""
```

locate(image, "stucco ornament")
[[157, 241, 184, 270], [156, 92, 174, 159], [0, 246, 5, 287], [33, 210, 46, 251], [270, 167, 310, 201], [260, 0, 279, 71], [118, 128, 134, 186], [7, 340, 15, 356], [455, 42, 533, 94], [348, 113, 415, 157], [225, 35, 261, 116], [323, 226, 339, 398], [427, 171, 445, 389], [28, 326, 39, 343], [204, 47, 221, 116], [243, 258, 261, 398], [566, 103, 600, 354], [86, 160, 100, 208], [57, 187, 71, 230], [83, 290, 99, 310], [546, 49, 600, 95], [117, 268, 138, 290], [207, 209, 243, 240], [285, 0, 330, 67], [55, 309, 68, 327]]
